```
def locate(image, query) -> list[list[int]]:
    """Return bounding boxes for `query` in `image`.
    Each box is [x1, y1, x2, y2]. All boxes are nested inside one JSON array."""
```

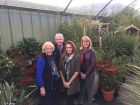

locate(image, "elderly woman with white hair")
[[36, 41, 60, 105]]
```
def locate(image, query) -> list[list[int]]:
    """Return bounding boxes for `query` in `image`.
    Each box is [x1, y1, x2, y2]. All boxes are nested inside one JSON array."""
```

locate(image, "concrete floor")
[[32, 87, 127, 105]]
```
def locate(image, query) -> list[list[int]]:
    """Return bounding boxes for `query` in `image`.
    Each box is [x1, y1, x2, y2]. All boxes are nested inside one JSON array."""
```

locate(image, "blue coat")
[[36, 54, 54, 91]]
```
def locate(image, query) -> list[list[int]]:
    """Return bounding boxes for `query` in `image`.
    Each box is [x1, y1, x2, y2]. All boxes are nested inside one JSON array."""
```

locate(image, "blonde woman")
[[79, 36, 96, 105], [36, 41, 60, 105], [59, 41, 80, 105]]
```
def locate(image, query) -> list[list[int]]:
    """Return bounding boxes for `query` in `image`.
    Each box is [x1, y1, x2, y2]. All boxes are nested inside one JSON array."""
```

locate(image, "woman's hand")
[[40, 87, 46, 96], [80, 72, 86, 79], [63, 81, 70, 88]]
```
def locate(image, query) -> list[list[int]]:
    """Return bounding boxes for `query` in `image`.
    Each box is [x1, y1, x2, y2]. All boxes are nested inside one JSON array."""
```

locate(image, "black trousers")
[[40, 80, 62, 105], [66, 94, 75, 105], [40, 91, 52, 105]]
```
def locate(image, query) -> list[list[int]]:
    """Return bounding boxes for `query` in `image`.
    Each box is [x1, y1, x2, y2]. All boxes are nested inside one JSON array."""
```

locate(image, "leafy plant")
[[103, 33, 137, 59], [59, 18, 98, 47], [0, 80, 16, 104], [109, 7, 140, 32], [99, 72, 116, 91], [19, 63, 36, 87], [116, 46, 140, 105], [59, 19, 83, 47], [17, 37, 41, 59], [0, 52, 14, 82], [0, 80, 26, 105]]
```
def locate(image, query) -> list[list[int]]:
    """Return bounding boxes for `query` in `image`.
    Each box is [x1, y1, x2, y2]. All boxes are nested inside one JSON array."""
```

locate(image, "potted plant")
[[99, 73, 117, 102], [0, 80, 16, 105], [0, 80, 26, 105]]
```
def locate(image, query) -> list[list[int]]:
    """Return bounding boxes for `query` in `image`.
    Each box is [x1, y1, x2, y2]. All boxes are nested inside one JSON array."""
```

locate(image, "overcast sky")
[[19, 0, 140, 9]]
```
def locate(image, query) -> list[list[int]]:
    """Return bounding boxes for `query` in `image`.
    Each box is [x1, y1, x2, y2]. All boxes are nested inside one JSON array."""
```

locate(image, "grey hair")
[[42, 41, 55, 53], [54, 33, 64, 39]]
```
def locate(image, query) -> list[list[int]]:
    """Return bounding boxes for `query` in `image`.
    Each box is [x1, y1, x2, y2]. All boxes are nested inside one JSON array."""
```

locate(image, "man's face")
[[55, 35, 64, 46]]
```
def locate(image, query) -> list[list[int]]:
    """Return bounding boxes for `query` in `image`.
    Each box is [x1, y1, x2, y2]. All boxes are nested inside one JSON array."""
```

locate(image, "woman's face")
[[66, 43, 73, 54], [44, 44, 54, 55], [82, 39, 90, 48]]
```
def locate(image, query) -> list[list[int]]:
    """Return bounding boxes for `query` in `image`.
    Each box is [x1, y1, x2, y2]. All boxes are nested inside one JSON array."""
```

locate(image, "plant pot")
[[101, 88, 115, 102], [104, 66, 118, 75]]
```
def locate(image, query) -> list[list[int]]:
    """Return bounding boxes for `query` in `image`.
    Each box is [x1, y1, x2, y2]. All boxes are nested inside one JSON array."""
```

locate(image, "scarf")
[[48, 57, 60, 81], [80, 49, 92, 73], [64, 54, 74, 81]]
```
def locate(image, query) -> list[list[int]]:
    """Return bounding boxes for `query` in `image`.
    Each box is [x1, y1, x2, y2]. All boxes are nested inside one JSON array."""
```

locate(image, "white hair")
[[42, 41, 55, 53], [54, 33, 64, 39]]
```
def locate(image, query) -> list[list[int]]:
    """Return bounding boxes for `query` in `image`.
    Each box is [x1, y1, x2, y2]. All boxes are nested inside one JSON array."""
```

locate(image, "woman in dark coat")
[[79, 36, 96, 105], [59, 41, 80, 105], [36, 41, 60, 105]]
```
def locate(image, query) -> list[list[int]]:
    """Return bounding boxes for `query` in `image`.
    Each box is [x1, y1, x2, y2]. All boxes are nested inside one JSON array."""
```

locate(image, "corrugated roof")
[[0, 0, 140, 15], [0, 0, 63, 12]]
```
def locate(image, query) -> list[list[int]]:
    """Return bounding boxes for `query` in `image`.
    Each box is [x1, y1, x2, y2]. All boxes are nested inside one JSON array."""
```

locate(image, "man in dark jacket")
[[53, 33, 65, 105], [53, 33, 65, 68]]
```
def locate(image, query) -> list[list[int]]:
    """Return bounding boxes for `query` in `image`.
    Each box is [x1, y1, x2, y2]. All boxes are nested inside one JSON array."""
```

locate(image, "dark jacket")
[[36, 54, 57, 91], [79, 49, 96, 76], [53, 44, 64, 68]]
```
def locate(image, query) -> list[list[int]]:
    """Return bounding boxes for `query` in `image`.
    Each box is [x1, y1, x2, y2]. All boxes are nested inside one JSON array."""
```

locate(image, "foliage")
[[102, 33, 137, 59], [0, 80, 16, 104], [115, 43, 140, 105], [0, 37, 3, 54], [59, 18, 98, 47], [5, 37, 40, 88], [19, 63, 36, 87], [0, 80, 26, 105], [109, 7, 140, 32], [99, 72, 116, 91], [0, 51, 15, 82], [17, 37, 41, 59], [97, 34, 138, 93], [0, 39, 23, 83], [59, 19, 83, 47]]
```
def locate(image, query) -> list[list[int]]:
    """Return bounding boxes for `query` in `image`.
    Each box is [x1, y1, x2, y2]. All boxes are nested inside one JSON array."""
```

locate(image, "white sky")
[[18, 0, 140, 10]]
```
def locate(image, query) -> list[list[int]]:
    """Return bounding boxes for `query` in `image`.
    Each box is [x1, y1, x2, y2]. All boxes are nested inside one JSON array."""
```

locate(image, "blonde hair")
[[42, 41, 55, 53], [80, 35, 93, 50]]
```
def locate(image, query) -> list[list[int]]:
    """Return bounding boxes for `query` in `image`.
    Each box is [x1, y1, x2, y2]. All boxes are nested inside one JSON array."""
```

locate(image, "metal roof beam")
[[61, 0, 73, 15], [121, 0, 137, 12], [95, 0, 113, 20]]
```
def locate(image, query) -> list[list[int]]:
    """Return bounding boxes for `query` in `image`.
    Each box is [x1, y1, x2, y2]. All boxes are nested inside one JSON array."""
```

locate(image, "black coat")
[[53, 43, 64, 68]]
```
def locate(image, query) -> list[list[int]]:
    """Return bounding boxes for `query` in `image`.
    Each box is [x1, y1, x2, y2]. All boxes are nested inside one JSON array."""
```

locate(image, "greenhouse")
[[0, 0, 140, 105]]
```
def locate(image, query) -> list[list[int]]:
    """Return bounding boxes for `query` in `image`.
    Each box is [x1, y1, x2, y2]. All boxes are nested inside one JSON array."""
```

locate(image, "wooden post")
[[99, 35, 102, 49]]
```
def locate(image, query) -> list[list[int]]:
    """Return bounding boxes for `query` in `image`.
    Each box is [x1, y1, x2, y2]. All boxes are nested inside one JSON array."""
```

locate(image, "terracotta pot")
[[101, 88, 115, 102], [104, 66, 118, 75]]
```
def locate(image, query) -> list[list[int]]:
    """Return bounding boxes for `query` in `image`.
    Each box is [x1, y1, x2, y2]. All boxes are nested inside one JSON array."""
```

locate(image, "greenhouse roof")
[[0, 0, 140, 15]]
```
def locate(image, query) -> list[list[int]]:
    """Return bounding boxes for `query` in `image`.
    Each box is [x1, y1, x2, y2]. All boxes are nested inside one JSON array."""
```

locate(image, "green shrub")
[[0, 37, 15, 81], [17, 37, 41, 59], [59, 19, 98, 47], [0, 80, 26, 105], [59, 20, 83, 47], [103, 33, 137, 59]]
